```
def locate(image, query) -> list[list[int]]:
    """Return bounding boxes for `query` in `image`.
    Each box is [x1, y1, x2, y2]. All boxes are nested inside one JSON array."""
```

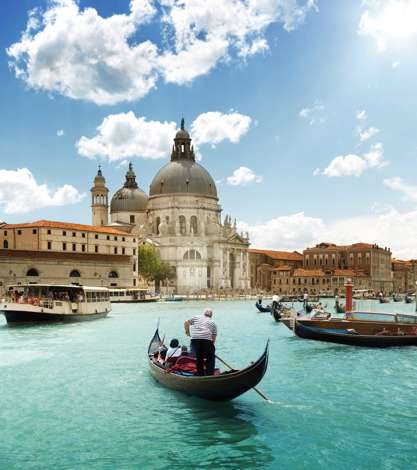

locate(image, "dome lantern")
[[110, 162, 148, 213]]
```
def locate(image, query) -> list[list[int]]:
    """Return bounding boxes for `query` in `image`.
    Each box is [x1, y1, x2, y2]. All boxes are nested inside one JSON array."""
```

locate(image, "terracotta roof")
[[2, 220, 133, 237], [305, 242, 382, 252], [293, 268, 325, 277], [249, 248, 303, 261]]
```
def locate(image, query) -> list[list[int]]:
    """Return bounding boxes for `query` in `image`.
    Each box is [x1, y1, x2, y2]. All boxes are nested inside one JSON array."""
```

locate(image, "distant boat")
[[334, 301, 345, 314], [256, 302, 271, 313], [379, 297, 390, 304], [109, 288, 159, 303], [0, 284, 110, 324], [147, 329, 269, 401], [392, 294, 402, 302], [294, 321, 417, 348], [405, 295, 414, 304], [164, 295, 185, 302]]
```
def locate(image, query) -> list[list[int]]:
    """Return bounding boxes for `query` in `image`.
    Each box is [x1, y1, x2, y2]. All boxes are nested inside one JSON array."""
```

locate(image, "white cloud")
[[392, 60, 400, 68], [359, 126, 380, 142], [0, 168, 84, 214], [359, 0, 417, 52], [191, 112, 251, 146], [76, 112, 177, 161], [77, 111, 251, 161], [7, 0, 317, 105], [312, 168, 321, 176], [323, 143, 387, 177], [227, 166, 262, 186], [384, 176, 417, 203], [356, 110, 367, 121], [239, 208, 417, 259], [56, 129, 64, 137], [299, 102, 325, 125]]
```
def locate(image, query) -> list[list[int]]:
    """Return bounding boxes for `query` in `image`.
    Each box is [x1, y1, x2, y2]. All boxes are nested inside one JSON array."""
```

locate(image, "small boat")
[[392, 294, 402, 302], [164, 295, 185, 302], [304, 303, 313, 313], [294, 321, 417, 348], [256, 302, 271, 313], [405, 295, 414, 304], [0, 284, 111, 324], [147, 329, 269, 401], [379, 297, 390, 304]]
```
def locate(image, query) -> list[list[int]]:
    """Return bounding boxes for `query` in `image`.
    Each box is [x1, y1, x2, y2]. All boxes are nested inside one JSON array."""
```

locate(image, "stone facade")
[[0, 221, 137, 293], [91, 121, 250, 294]]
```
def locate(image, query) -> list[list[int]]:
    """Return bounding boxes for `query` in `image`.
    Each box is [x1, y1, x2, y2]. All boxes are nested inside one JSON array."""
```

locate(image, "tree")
[[137, 244, 176, 290]]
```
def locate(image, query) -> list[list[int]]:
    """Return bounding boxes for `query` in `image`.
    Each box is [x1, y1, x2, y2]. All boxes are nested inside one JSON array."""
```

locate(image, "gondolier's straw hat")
[[204, 308, 213, 317]]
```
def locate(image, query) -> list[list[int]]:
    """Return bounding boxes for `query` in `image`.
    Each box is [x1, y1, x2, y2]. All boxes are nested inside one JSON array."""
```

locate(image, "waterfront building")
[[0, 220, 137, 294], [392, 259, 417, 294], [249, 248, 303, 291], [91, 120, 250, 294], [303, 242, 392, 293]]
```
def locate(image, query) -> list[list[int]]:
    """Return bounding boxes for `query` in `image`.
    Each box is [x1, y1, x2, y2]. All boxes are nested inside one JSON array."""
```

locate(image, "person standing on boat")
[[184, 308, 217, 376]]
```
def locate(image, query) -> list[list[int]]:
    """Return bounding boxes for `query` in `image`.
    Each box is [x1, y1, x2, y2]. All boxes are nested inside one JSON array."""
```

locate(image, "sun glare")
[[360, 0, 417, 51]]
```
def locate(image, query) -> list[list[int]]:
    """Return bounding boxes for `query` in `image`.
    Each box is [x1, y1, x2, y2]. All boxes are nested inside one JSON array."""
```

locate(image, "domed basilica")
[[90, 120, 250, 293]]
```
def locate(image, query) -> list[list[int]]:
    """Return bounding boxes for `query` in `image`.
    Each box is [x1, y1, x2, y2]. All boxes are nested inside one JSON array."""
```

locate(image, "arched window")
[[179, 215, 186, 235], [190, 216, 198, 235], [108, 271, 119, 278], [26, 268, 39, 276], [155, 217, 161, 235], [183, 249, 202, 260], [69, 270, 81, 277], [3, 240, 8, 249]]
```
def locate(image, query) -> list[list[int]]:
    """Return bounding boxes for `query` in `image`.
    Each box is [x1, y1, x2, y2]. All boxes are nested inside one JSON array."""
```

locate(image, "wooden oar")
[[215, 354, 272, 403]]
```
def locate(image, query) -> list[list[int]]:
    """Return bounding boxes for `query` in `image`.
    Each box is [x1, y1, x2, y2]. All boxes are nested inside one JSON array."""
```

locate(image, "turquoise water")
[[1, 300, 417, 469]]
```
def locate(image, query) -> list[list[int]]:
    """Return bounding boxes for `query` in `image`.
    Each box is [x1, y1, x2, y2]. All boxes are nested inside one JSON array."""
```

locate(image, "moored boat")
[[147, 329, 269, 401], [294, 321, 417, 348], [282, 311, 417, 335], [0, 284, 111, 324], [405, 295, 414, 304]]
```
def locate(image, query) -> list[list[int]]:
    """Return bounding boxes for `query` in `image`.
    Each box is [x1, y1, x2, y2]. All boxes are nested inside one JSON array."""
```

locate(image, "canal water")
[[1, 300, 417, 469]]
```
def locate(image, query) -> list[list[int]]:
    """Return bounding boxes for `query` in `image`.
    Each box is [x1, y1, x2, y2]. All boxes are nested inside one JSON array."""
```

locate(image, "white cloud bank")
[[238, 208, 417, 259], [321, 143, 387, 177], [299, 102, 325, 125], [359, 0, 417, 51], [77, 111, 252, 161], [7, 0, 317, 105], [227, 166, 262, 186], [0, 168, 84, 214]]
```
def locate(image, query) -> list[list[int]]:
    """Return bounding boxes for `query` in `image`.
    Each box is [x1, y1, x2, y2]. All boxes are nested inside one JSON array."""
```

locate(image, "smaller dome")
[[110, 163, 148, 213], [92, 166, 106, 186], [175, 129, 190, 140]]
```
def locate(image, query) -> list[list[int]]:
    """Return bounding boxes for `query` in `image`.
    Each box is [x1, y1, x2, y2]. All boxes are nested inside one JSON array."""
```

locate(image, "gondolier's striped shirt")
[[189, 315, 217, 341]]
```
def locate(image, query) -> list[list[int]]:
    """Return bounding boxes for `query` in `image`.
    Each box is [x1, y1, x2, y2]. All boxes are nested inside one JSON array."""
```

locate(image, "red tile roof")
[[249, 248, 303, 261], [3, 220, 133, 237]]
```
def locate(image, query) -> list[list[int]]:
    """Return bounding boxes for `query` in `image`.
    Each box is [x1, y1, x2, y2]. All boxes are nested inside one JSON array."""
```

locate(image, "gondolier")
[[184, 308, 217, 376]]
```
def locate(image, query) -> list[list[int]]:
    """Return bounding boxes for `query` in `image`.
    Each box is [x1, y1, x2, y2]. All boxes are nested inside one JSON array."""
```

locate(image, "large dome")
[[110, 163, 148, 213], [149, 159, 217, 198], [149, 120, 217, 199]]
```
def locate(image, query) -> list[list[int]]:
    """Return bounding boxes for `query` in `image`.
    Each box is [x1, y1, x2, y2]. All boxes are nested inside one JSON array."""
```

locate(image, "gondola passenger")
[[184, 308, 217, 376], [165, 338, 182, 365]]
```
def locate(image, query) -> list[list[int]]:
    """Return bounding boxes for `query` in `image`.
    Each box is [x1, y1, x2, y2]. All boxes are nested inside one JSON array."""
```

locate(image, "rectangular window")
[[82, 245, 86, 252], [95, 246, 98, 253], [133, 248, 136, 256], [122, 247, 125, 255], [114, 247, 118, 254], [4, 231, 7, 236], [63, 242, 67, 251], [95, 234, 98, 239], [63, 231, 66, 236], [72, 232, 76, 237], [47, 229, 51, 235], [114, 236, 118, 241], [82, 233, 86, 238], [17, 230, 22, 235], [122, 237, 125, 242], [47, 241, 52, 250], [107, 235, 110, 240], [32, 229, 37, 234], [130, 215, 135, 223], [133, 239, 136, 243], [72, 243, 76, 251]]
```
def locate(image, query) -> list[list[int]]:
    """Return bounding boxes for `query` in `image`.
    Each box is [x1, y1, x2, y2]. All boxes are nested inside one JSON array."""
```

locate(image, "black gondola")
[[334, 302, 345, 314], [405, 295, 414, 304], [255, 302, 271, 313], [294, 321, 417, 348], [304, 303, 313, 313], [147, 329, 269, 401], [379, 297, 390, 304]]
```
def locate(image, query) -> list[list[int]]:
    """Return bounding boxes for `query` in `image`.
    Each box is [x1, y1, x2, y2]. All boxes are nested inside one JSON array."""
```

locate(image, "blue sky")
[[1, 0, 417, 257]]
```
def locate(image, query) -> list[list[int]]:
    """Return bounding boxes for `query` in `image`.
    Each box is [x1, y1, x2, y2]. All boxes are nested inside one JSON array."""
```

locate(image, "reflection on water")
[[161, 399, 273, 469]]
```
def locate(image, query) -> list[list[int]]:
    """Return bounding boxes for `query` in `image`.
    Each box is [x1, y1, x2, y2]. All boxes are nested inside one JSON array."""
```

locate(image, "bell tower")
[[91, 166, 109, 226]]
